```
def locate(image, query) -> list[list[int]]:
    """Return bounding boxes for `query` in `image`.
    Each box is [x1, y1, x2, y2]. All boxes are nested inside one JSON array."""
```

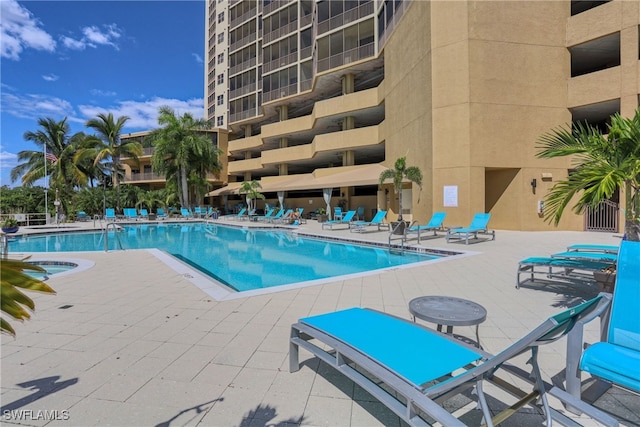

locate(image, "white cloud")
[[192, 53, 203, 64], [1, 91, 76, 121], [0, 149, 18, 169], [61, 35, 86, 50], [62, 23, 123, 51], [0, 0, 56, 60], [1, 87, 204, 133], [90, 89, 117, 97], [42, 74, 59, 82], [78, 97, 205, 130]]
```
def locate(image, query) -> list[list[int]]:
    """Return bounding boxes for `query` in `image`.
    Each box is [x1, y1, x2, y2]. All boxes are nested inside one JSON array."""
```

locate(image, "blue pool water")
[[25, 261, 78, 280], [9, 223, 440, 292]]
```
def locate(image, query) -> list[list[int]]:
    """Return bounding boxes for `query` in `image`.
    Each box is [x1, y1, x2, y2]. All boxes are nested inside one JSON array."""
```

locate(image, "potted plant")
[[593, 265, 616, 293], [316, 208, 328, 223], [379, 156, 423, 235], [1, 217, 19, 234]]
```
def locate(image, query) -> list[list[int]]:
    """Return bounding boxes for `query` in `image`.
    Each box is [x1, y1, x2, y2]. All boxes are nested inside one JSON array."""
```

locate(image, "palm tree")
[[149, 106, 221, 208], [379, 156, 423, 221], [537, 109, 640, 241], [85, 112, 142, 210], [1, 258, 56, 336], [11, 117, 89, 217], [239, 180, 265, 212]]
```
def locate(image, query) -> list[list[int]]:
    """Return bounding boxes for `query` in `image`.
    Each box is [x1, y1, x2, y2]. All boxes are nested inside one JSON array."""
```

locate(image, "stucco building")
[[151, 0, 635, 231]]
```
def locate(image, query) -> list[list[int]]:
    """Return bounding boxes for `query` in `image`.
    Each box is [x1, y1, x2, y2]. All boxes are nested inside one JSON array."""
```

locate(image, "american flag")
[[45, 152, 58, 163]]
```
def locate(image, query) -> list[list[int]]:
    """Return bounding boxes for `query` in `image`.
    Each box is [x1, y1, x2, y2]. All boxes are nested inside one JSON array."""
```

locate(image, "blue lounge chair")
[[105, 208, 117, 221], [551, 251, 617, 263], [516, 257, 612, 288], [226, 207, 247, 220], [156, 208, 168, 219], [333, 207, 343, 221], [180, 208, 192, 219], [404, 212, 447, 243], [349, 210, 388, 233], [322, 210, 355, 230], [264, 208, 285, 223], [139, 209, 149, 219], [567, 244, 619, 254], [290, 296, 616, 426], [445, 212, 495, 244], [124, 208, 139, 221], [566, 240, 640, 408], [255, 208, 274, 222], [269, 209, 293, 223]]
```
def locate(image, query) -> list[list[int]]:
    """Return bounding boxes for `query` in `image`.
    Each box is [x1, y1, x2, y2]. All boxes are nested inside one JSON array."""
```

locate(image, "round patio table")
[[408, 295, 487, 347]]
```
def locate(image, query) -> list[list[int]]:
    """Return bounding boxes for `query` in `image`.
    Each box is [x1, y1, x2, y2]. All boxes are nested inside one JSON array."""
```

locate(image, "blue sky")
[[1, 0, 206, 187]]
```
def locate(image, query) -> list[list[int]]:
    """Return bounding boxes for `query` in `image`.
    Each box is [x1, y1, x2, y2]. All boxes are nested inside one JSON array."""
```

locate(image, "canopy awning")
[[207, 182, 242, 196], [207, 164, 389, 196]]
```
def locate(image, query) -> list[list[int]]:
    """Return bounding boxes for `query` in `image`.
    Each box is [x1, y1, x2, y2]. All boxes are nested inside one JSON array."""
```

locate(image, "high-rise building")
[[203, 0, 634, 232]]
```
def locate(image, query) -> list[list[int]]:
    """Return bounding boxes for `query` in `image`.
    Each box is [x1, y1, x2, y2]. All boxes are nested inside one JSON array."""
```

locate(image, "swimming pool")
[[9, 223, 443, 292], [25, 261, 78, 280]]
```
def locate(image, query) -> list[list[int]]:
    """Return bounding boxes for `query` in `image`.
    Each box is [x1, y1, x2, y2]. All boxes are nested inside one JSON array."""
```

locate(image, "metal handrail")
[[388, 221, 406, 254], [104, 222, 124, 252], [1, 233, 8, 259]]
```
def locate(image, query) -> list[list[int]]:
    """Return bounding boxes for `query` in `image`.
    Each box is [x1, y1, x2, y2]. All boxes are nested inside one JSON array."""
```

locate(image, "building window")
[[217, 95, 224, 105], [217, 53, 224, 64], [217, 74, 224, 84], [217, 116, 224, 126], [218, 12, 224, 23], [217, 33, 224, 43]]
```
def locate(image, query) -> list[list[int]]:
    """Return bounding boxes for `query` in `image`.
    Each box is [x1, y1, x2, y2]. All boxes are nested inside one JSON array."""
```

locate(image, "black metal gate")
[[584, 199, 619, 232]]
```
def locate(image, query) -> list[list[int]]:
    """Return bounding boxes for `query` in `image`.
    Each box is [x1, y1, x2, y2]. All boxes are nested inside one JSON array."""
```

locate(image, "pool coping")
[[8, 221, 479, 301]]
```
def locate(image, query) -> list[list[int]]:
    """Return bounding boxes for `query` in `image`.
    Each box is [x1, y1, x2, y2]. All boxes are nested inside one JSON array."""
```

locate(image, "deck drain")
[[58, 305, 73, 309]]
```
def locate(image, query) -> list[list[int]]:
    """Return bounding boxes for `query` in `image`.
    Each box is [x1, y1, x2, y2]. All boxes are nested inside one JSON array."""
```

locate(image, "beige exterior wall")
[[212, 0, 639, 231]]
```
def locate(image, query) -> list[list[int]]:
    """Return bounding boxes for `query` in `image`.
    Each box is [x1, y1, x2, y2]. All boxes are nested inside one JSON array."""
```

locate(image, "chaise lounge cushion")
[[580, 342, 640, 392]]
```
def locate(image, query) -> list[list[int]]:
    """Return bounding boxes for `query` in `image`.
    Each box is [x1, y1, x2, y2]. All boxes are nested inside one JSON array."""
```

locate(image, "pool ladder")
[[103, 222, 124, 251], [388, 222, 406, 254]]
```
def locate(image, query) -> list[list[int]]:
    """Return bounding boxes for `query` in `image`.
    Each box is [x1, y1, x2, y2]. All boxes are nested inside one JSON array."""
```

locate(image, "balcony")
[[229, 33, 257, 53], [262, 82, 298, 103], [125, 172, 165, 182], [263, 20, 298, 45], [263, 51, 298, 74], [263, 0, 295, 16], [229, 7, 257, 29], [317, 43, 375, 73], [317, 1, 375, 35], [229, 82, 257, 100], [229, 56, 257, 76]]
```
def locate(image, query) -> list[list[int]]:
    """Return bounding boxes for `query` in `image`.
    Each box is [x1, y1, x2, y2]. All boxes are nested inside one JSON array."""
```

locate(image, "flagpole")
[[44, 145, 48, 224]]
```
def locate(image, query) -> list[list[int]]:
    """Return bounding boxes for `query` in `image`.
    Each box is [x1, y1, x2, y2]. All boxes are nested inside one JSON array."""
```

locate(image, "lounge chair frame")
[[516, 257, 611, 288], [290, 299, 617, 426], [565, 240, 640, 414], [404, 212, 447, 243], [445, 213, 495, 245]]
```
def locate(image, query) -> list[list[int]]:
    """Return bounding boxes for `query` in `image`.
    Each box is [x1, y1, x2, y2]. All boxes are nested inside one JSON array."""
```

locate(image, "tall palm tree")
[[537, 109, 640, 241], [379, 156, 423, 221], [85, 112, 142, 210], [150, 106, 221, 208], [11, 117, 89, 217], [239, 180, 265, 212]]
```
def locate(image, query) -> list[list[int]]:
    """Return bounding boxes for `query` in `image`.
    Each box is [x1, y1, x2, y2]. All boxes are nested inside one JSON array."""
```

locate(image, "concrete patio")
[[1, 218, 637, 426]]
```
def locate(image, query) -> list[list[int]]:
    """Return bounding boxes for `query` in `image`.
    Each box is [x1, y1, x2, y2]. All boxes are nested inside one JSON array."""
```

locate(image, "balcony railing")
[[229, 108, 260, 123], [317, 1, 375, 35], [125, 172, 165, 182], [263, 0, 295, 16], [316, 43, 375, 73], [263, 20, 298, 45], [262, 82, 297, 103], [229, 82, 257, 100], [229, 7, 257, 29], [229, 33, 257, 53], [229, 56, 257, 76], [262, 51, 298, 74]]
